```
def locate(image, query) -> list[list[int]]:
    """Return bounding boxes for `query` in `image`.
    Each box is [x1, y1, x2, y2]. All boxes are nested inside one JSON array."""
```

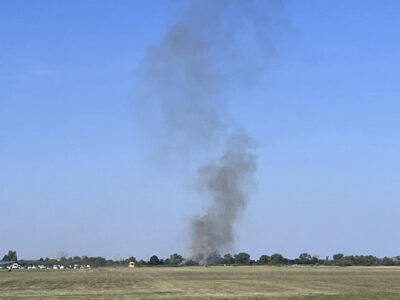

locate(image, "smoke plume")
[[137, 0, 284, 263], [189, 134, 256, 263]]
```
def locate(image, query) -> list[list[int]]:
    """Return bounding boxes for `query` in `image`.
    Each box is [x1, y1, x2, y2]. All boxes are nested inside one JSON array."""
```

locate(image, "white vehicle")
[[53, 265, 59, 270], [60, 265, 65, 269], [12, 263, 20, 269], [38, 265, 46, 269]]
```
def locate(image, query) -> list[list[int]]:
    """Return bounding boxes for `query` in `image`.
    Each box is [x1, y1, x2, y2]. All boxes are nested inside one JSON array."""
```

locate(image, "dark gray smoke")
[[137, 0, 284, 263], [189, 134, 256, 264]]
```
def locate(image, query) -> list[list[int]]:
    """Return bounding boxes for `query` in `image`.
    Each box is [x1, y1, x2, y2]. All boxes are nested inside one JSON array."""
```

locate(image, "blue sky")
[[1, 0, 399, 260]]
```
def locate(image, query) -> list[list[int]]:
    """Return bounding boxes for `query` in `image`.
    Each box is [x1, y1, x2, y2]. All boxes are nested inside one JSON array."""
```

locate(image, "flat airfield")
[[1, 266, 400, 299]]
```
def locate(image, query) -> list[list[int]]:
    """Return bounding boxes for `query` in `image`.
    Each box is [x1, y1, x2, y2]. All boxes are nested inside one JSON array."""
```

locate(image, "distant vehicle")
[[129, 261, 136, 268], [0, 261, 19, 272], [12, 263, 20, 269], [38, 265, 46, 269], [53, 265, 59, 270]]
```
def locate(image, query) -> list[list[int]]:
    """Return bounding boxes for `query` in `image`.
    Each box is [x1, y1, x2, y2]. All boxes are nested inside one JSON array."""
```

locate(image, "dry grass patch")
[[0, 266, 399, 299]]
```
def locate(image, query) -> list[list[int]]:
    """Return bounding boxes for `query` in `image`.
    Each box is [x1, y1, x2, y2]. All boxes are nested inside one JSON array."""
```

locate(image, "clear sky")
[[1, 0, 399, 260]]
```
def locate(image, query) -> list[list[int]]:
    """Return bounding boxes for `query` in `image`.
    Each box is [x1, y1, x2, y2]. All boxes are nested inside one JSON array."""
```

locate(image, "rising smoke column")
[[137, 0, 284, 263], [189, 134, 256, 264]]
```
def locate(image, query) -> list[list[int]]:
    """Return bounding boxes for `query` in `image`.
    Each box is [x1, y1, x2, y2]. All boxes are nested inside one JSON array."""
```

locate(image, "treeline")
[[1, 250, 186, 268], [2, 250, 399, 268], [18, 256, 133, 268]]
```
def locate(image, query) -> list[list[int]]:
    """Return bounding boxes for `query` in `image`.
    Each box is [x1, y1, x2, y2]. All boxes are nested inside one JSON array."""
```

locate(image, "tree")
[[183, 259, 198, 266], [269, 253, 284, 265], [222, 254, 235, 265], [126, 256, 137, 264], [81, 256, 89, 265], [382, 257, 394, 266], [360, 255, 379, 266], [91, 256, 106, 267], [299, 253, 311, 264], [149, 255, 160, 265], [60, 256, 68, 265], [258, 255, 270, 265], [310, 255, 319, 265], [333, 253, 344, 266], [342, 255, 355, 266], [234, 252, 251, 265], [137, 259, 147, 266], [169, 253, 183, 265], [2, 250, 17, 262]]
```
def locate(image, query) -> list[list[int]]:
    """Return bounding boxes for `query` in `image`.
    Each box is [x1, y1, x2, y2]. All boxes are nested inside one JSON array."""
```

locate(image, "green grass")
[[1, 266, 400, 299]]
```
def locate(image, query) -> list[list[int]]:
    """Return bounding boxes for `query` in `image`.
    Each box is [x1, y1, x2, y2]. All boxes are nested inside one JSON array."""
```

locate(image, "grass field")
[[1, 266, 400, 299]]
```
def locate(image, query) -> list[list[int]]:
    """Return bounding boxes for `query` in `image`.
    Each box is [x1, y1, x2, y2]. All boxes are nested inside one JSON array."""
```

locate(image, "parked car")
[[12, 263, 20, 269]]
